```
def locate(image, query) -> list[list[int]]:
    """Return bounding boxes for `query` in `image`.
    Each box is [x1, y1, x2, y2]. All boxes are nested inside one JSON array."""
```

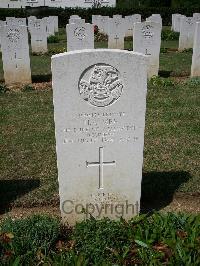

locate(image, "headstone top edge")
[[51, 49, 147, 60]]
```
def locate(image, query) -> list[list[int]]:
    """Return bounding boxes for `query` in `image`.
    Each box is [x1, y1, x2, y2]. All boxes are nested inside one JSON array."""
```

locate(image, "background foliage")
[[0, 6, 200, 26]]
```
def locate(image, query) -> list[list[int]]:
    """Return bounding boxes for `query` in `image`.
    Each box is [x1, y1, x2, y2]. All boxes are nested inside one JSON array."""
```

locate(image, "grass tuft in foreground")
[[0, 212, 200, 265]]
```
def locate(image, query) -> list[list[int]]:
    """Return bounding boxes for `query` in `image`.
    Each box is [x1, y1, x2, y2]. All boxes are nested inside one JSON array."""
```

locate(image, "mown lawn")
[[0, 78, 199, 209], [0, 27, 199, 210]]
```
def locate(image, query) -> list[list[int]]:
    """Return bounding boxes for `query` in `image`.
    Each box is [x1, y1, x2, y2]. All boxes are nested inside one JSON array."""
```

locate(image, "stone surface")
[[52, 49, 147, 224], [178, 16, 195, 51], [193, 13, 200, 22], [1, 25, 31, 85], [28, 16, 37, 29], [6, 17, 26, 26], [133, 21, 161, 78], [29, 18, 48, 54], [191, 22, 200, 77], [107, 16, 127, 49], [92, 15, 109, 34], [0, 20, 5, 51], [172, 14, 181, 32], [146, 14, 162, 27], [69, 15, 85, 24], [51, 16, 59, 32], [125, 14, 141, 37], [44, 17, 55, 37], [66, 21, 94, 51]]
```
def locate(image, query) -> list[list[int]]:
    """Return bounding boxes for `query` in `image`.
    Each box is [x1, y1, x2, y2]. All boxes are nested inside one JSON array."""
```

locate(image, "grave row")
[[171, 13, 200, 51], [52, 13, 200, 225], [0, 16, 58, 84], [0, 13, 200, 85]]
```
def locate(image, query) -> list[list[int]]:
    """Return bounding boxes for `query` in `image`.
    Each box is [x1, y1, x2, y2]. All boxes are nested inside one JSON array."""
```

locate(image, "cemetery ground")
[[0, 28, 200, 264]]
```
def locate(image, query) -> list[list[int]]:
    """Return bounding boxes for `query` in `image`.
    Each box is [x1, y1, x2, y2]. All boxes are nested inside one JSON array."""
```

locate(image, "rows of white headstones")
[[0, 16, 58, 84], [0, 13, 200, 85], [1, 13, 199, 224], [172, 13, 200, 76], [53, 13, 200, 224], [67, 14, 162, 79]]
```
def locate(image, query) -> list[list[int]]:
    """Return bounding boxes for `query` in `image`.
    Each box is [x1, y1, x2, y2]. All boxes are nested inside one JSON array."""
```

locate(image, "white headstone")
[[29, 19, 48, 54], [191, 22, 200, 77], [69, 15, 85, 24], [125, 14, 141, 37], [51, 16, 59, 32], [133, 21, 161, 78], [178, 16, 195, 51], [146, 14, 162, 27], [66, 21, 94, 51], [1, 25, 31, 85], [0, 20, 5, 51], [92, 15, 109, 34], [193, 13, 200, 22], [51, 49, 148, 225], [6, 17, 26, 26], [44, 17, 55, 37], [28, 16, 37, 30], [172, 14, 184, 32], [107, 17, 127, 49]]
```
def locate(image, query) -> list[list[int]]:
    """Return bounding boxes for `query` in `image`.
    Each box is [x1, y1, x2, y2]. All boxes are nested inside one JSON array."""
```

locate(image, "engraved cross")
[[145, 49, 151, 56], [14, 52, 22, 69], [114, 35, 119, 45], [86, 147, 116, 189]]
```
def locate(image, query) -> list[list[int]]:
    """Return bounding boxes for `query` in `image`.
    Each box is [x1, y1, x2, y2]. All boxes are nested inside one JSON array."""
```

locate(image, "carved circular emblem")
[[142, 25, 154, 39], [74, 27, 86, 40], [186, 18, 193, 25], [79, 64, 123, 107], [7, 29, 20, 43], [34, 22, 41, 29]]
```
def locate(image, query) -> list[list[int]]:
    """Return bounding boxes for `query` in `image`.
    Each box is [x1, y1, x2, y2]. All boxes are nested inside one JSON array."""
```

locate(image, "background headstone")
[[1, 25, 31, 85], [92, 15, 109, 35], [52, 49, 148, 224], [193, 13, 200, 23], [125, 14, 141, 37], [0, 20, 5, 51], [179, 16, 195, 51], [66, 21, 94, 51], [133, 21, 161, 78], [29, 18, 48, 54], [191, 22, 200, 77], [107, 16, 127, 49], [69, 15, 85, 24], [146, 14, 162, 27], [51, 16, 59, 32], [6, 17, 26, 26], [44, 17, 55, 37]]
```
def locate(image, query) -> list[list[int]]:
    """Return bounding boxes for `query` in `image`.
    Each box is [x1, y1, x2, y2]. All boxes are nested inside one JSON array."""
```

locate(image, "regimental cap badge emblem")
[[142, 25, 154, 39], [79, 64, 123, 107], [74, 27, 86, 40], [7, 29, 20, 43]]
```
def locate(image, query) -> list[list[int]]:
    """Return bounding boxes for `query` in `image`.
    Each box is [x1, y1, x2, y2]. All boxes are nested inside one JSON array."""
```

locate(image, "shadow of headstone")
[[32, 74, 52, 83], [0, 179, 40, 214], [141, 171, 191, 212], [158, 70, 172, 77]]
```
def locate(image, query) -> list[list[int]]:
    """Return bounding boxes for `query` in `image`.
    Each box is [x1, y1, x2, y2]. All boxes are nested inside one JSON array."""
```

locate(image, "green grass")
[[1, 212, 200, 265], [0, 27, 199, 210], [0, 78, 199, 209]]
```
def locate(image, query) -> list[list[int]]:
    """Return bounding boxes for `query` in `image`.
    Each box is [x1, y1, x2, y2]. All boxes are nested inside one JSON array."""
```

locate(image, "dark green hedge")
[[0, 7, 200, 27]]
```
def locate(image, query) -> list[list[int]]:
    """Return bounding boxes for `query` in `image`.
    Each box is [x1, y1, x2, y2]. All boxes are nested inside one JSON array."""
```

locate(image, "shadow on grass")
[[158, 70, 172, 77], [32, 74, 52, 83], [141, 171, 190, 213], [0, 179, 40, 214]]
